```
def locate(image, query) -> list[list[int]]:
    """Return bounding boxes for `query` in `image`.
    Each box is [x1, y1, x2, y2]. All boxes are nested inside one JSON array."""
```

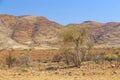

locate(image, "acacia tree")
[[60, 25, 93, 67]]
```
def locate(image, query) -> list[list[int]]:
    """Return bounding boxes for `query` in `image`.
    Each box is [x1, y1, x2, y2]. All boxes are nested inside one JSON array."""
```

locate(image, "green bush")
[[104, 54, 118, 62]]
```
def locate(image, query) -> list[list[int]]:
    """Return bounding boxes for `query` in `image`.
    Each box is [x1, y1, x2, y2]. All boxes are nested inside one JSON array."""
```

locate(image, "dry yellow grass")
[[0, 49, 119, 80], [0, 62, 120, 80]]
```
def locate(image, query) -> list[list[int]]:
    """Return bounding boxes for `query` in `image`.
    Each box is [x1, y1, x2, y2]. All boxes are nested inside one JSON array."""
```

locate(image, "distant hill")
[[0, 14, 120, 49]]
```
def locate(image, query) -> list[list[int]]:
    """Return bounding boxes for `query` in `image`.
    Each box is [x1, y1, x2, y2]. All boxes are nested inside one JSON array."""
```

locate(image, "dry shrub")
[[61, 49, 71, 65], [20, 54, 31, 67], [52, 54, 62, 62], [92, 53, 105, 64], [104, 53, 118, 62], [84, 53, 94, 61], [6, 53, 17, 68], [61, 49, 82, 67]]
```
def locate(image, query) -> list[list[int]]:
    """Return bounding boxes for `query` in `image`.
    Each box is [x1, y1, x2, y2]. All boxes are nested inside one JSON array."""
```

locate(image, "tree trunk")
[[74, 39, 81, 67]]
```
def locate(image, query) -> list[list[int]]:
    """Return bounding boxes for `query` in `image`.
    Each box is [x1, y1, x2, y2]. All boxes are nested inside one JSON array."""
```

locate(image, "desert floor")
[[0, 49, 119, 80], [0, 62, 120, 80]]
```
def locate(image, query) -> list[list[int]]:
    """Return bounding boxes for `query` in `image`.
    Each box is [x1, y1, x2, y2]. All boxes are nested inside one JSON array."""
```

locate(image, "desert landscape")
[[0, 14, 120, 80], [0, 0, 120, 79]]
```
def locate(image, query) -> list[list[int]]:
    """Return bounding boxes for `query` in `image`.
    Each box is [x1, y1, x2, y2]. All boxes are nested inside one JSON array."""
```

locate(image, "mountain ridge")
[[0, 14, 120, 49]]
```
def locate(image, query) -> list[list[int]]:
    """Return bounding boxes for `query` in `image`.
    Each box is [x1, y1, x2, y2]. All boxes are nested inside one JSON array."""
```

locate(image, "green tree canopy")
[[60, 25, 93, 67]]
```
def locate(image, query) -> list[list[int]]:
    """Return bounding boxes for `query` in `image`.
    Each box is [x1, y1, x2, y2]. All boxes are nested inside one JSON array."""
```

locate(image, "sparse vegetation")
[[104, 53, 118, 62], [20, 53, 31, 67], [60, 25, 93, 67], [0, 49, 119, 80], [92, 53, 105, 64], [6, 52, 16, 68], [52, 54, 62, 62]]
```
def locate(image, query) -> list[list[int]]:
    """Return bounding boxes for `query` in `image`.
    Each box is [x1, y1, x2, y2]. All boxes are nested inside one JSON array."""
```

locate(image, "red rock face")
[[12, 20, 34, 44], [32, 17, 61, 45], [0, 14, 17, 29], [0, 14, 120, 49]]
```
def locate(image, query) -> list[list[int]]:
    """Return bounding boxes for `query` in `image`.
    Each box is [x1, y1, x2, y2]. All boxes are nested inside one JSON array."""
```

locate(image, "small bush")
[[84, 53, 93, 61], [52, 54, 62, 62], [20, 54, 31, 67], [92, 53, 105, 64], [104, 54, 118, 62], [61, 49, 81, 67], [6, 53, 16, 68]]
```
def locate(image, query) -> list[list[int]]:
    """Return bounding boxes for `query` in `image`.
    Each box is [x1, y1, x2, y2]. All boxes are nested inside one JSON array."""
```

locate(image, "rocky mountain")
[[0, 14, 120, 49], [0, 14, 62, 49], [65, 21, 120, 48], [79, 21, 120, 48]]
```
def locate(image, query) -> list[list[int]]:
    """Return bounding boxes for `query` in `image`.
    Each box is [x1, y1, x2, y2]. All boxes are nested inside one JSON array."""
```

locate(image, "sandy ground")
[[0, 62, 120, 80]]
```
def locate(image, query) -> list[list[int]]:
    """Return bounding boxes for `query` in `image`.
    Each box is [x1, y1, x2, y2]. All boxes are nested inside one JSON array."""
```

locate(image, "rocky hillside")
[[0, 14, 62, 49], [0, 14, 120, 49], [79, 21, 120, 47]]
